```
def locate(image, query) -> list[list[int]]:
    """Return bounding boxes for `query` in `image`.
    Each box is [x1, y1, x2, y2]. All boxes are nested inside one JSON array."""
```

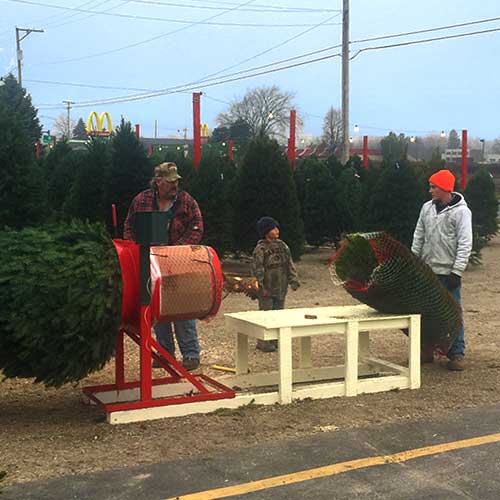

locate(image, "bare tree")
[[216, 85, 298, 141], [322, 106, 342, 155], [52, 113, 75, 139]]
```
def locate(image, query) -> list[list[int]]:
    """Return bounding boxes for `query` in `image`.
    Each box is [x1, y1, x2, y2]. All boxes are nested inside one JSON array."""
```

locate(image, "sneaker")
[[182, 357, 200, 371], [256, 339, 277, 352], [447, 357, 465, 371]]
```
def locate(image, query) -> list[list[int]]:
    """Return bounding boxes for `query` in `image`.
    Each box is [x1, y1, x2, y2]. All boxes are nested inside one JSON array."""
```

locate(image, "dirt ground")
[[1, 236, 500, 488]]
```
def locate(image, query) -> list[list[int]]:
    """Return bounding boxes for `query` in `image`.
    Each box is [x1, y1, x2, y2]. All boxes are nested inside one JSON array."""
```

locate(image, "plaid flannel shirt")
[[123, 189, 203, 245]]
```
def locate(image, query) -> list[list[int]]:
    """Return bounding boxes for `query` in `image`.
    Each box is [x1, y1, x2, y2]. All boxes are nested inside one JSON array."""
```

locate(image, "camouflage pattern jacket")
[[252, 239, 299, 299]]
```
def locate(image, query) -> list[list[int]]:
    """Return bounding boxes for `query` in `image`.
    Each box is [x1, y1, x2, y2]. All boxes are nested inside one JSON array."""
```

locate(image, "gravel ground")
[[1, 236, 499, 487]]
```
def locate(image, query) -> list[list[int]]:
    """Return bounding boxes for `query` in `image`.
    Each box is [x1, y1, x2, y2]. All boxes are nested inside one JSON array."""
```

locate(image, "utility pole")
[[154, 119, 158, 139], [341, 0, 350, 164], [15, 27, 44, 87], [62, 100, 75, 139]]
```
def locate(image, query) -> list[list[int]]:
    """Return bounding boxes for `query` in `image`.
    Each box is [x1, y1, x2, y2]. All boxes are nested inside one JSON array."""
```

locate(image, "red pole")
[[228, 139, 233, 161], [193, 92, 201, 168], [362, 135, 369, 170], [36, 141, 41, 159], [135, 124, 140, 139], [148, 144, 153, 156], [52, 136, 56, 148], [288, 109, 296, 168], [461, 129, 467, 190]]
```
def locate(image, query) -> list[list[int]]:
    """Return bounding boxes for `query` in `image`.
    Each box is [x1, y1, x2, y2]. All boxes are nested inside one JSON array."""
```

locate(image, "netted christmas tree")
[[0, 221, 122, 387], [330, 232, 462, 352]]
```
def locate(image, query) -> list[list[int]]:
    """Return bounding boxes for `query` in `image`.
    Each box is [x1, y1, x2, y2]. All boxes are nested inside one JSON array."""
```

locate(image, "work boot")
[[447, 357, 465, 371], [256, 339, 277, 352], [182, 357, 200, 371]]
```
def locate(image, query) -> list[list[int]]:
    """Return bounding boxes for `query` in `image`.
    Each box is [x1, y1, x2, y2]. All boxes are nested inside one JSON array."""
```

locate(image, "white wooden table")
[[224, 304, 420, 404]]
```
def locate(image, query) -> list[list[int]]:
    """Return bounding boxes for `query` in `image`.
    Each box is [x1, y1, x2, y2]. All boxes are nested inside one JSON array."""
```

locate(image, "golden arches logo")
[[86, 111, 113, 136], [201, 123, 210, 137]]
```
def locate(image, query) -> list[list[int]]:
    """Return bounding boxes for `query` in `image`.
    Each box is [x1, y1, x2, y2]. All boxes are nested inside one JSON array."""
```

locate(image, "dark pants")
[[437, 276, 465, 359], [258, 296, 285, 311]]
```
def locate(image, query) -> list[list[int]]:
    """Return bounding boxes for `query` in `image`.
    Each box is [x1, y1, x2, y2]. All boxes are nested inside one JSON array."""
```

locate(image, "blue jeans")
[[437, 276, 465, 359], [154, 319, 200, 359]]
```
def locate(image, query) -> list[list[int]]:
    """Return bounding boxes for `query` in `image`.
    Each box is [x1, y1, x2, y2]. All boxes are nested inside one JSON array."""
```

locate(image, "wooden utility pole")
[[63, 100, 74, 139], [15, 27, 44, 87], [341, 0, 350, 164]]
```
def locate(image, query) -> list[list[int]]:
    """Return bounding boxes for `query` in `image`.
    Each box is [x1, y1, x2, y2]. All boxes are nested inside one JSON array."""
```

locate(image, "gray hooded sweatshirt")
[[411, 192, 472, 276]]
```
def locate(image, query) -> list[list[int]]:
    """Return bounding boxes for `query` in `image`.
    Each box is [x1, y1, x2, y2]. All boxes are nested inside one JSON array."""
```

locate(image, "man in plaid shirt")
[[124, 162, 203, 371]]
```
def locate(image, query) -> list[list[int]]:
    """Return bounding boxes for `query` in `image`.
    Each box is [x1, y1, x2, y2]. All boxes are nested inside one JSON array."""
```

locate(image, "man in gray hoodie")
[[412, 169, 472, 371]]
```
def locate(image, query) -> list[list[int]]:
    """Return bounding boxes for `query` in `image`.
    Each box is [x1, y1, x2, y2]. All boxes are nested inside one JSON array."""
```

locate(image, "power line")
[[194, 11, 341, 84], [5, 0, 342, 27], [38, 51, 344, 109], [24, 78, 155, 91], [32, 12, 500, 69], [120, 0, 340, 13], [350, 25, 500, 60], [33, 19, 500, 108]]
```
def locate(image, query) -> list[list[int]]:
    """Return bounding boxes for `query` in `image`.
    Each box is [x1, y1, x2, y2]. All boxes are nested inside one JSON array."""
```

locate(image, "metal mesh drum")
[[150, 245, 223, 323]]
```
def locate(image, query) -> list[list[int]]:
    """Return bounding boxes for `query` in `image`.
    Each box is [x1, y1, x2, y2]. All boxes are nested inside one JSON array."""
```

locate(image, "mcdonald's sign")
[[86, 111, 113, 137], [200, 123, 210, 137]]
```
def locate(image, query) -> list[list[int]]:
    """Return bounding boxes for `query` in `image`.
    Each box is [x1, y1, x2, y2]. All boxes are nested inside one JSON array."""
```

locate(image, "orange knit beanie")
[[429, 169, 455, 192]]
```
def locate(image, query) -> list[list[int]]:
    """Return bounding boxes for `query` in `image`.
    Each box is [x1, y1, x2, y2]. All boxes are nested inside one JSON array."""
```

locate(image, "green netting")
[[330, 232, 461, 352]]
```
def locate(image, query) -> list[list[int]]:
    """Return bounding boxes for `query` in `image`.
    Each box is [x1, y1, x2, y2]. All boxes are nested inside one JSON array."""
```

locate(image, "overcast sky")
[[1, 0, 499, 140]]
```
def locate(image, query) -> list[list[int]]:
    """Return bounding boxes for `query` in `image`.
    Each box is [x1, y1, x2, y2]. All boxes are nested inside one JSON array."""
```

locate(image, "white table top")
[[225, 304, 415, 330]]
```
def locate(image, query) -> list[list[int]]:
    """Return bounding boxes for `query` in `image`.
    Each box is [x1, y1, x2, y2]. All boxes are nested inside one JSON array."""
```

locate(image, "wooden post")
[[461, 129, 468, 190], [362, 135, 369, 169], [193, 92, 202, 168]]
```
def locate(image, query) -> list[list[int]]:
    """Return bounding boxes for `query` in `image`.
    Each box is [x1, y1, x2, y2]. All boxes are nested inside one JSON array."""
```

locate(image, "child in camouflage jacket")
[[252, 217, 300, 352]]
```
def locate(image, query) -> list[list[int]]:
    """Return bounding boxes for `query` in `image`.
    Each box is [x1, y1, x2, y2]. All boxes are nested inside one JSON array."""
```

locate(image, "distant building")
[[442, 148, 469, 161]]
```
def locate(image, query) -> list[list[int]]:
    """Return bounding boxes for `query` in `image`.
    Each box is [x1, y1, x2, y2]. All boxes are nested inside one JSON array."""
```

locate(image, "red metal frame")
[[82, 238, 235, 417], [193, 92, 201, 168]]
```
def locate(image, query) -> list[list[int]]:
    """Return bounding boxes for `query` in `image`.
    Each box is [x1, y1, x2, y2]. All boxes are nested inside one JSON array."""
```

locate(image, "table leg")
[[345, 321, 359, 396], [408, 315, 421, 389], [298, 337, 312, 368], [359, 331, 369, 360], [278, 327, 293, 404], [236, 332, 249, 375]]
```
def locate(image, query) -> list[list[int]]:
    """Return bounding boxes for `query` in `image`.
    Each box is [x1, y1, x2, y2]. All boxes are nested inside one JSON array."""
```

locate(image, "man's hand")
[[447, 273, 461, 290], [290, 281, 300, 291]]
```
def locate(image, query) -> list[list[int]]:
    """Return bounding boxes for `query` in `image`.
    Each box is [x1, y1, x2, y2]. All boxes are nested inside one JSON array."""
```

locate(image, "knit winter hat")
[[256, 217, 279, 238], [429, 169, 455, 192]]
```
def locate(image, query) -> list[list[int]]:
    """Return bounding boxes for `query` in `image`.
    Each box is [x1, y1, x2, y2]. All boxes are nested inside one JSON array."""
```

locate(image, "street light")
[[353, 124, 360, 133], [410, 136, 416, 143], [440, 130, 446, 138], [349, 136, 353, 143]]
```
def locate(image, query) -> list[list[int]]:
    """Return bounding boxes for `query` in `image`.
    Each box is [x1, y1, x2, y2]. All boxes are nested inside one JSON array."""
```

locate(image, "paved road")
[[3, 405, 500, 499]]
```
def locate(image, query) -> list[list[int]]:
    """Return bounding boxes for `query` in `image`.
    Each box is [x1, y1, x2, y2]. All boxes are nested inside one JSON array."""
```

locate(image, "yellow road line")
[[165, 432, 500, 500]]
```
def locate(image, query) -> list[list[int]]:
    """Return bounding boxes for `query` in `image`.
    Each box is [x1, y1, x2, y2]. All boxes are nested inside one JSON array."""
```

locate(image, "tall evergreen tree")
[[464, 168, 498, 239], [365, 162, 425, 247], [0, 74, 41, 145], [380, 132, 409, 166], [189, 154, 236, 256], [294, 157, 334, 246], [42, 141, 82, 218], [332, 166, 362, 243], [234, 135, 304, 258], [0, 104, 47, 228], [447, 129, 460, 149], [64, 138, 111, 223], [107, 119, 151, 234], [72, 117, 88, 140]]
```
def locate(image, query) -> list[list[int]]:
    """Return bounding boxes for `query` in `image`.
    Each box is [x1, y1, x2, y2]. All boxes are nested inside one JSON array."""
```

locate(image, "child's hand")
[[290, 281, 300, 291]]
